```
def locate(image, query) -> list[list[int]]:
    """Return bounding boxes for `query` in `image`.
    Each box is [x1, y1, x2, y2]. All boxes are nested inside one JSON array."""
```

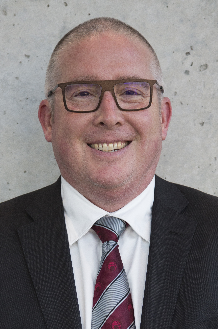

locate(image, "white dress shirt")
[[61, 176, 155, 329]]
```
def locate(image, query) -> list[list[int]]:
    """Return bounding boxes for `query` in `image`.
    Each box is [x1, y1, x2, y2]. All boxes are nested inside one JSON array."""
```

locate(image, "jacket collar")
[[17, 178, 82, 329], [140, 176, 197, 328]]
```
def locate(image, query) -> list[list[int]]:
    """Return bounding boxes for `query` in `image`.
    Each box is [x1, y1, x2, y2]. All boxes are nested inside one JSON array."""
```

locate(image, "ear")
[[160, 97, 172, 140], [38, 99, 53, 142]]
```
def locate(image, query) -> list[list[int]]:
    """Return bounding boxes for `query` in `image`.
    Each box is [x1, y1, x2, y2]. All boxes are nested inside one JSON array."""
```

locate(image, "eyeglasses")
[[47, 79, 164, 113]]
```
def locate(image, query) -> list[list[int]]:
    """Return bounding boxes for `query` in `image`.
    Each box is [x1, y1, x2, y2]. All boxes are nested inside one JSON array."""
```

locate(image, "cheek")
[[134, 114, 163, 166], [136, 111, 162, 141], [51, 122, 78, 162], [54, 119, 93, 165]]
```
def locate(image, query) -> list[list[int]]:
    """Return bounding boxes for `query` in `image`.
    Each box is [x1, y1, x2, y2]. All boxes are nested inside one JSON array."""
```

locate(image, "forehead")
[[57, 32, 155, 81]]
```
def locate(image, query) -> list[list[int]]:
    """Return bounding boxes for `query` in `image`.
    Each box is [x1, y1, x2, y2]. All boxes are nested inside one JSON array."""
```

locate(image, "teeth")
[[103, 143, 108, 152], [108, 143, 114, 151], [90, 141, 128, 152]]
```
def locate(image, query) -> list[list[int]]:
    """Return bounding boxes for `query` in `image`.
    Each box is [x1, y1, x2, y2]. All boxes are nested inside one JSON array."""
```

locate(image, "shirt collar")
[[61, 176, 155, 245]]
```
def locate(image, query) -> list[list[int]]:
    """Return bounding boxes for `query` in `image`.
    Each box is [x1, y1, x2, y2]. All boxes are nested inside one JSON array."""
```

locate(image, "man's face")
[[39, 32, 171, 198]]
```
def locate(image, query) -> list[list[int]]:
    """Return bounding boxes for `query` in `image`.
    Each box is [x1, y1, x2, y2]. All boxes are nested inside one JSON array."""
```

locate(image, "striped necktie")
[[91, 215, 135, 329]]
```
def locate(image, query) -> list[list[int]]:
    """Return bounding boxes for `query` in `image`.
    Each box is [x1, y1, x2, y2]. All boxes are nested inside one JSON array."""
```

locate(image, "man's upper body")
[[1, 17, 218, 328], [1, 175, 218, 328]]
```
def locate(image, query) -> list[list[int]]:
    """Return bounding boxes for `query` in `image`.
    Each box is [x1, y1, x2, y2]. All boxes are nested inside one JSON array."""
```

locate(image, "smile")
[[89, 142, 130, 152]]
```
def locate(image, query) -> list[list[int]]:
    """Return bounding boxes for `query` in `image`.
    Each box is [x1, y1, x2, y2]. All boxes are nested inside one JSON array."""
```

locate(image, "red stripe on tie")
[[93, 245, 123, 307], [93, 225, 118, 243]]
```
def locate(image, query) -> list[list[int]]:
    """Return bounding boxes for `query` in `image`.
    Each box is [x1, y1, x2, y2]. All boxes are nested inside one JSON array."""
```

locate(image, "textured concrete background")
[[0, 0, 218, 202]]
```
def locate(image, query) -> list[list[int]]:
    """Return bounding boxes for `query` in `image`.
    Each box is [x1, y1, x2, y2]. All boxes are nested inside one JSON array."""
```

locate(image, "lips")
[[89, 141, 130, 152]]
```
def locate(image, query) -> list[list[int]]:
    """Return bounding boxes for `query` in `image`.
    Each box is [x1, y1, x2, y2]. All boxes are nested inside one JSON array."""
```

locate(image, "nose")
[[93, 91, 124, 128]]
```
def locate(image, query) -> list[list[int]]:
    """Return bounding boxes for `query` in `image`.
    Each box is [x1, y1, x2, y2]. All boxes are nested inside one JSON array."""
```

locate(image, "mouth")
[[88, 141, 131, 152]]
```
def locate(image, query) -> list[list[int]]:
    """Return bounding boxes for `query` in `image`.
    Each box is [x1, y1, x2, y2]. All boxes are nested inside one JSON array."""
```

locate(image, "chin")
[[90, 173, 133, 191]]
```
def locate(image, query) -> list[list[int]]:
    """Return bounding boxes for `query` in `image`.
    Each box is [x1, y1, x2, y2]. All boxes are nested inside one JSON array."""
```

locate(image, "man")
[[1, 17, 218, 329]]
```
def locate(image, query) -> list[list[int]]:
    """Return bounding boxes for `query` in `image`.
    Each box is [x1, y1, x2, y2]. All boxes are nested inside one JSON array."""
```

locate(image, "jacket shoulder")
[[155, 176, 218, 233], [174, 181, 218, 209], [0, 178, 61, 229], [156, 175, 218, 209]]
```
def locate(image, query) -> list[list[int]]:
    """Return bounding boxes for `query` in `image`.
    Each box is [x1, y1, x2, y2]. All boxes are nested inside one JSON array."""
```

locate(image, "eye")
[[115, 82, 150, 99], [119, 87, 143, 98], [65, 84, 101, 101], [74, 91, 92, 97], [122, 89, 141, 96]]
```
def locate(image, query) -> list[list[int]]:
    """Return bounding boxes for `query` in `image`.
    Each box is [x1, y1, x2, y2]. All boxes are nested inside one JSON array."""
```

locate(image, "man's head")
[[39, 17, 172, 211], [44, 17, 164, 103]]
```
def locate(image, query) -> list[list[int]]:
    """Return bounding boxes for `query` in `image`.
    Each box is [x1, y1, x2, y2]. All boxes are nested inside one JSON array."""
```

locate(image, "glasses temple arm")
[[155, 81, 164, 93], [47, 85, 59, 97]]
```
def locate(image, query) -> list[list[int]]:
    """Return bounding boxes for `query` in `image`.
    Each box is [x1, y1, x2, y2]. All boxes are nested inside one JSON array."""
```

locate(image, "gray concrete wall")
[[1, 0, 218, 202]]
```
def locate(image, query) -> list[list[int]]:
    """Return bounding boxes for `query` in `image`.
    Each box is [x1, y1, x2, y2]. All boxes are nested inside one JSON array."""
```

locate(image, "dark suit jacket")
[[1, 176, 218, 328]]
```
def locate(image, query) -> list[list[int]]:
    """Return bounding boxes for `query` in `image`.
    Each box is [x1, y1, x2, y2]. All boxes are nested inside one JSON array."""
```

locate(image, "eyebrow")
[[113, 75, 146, 80]]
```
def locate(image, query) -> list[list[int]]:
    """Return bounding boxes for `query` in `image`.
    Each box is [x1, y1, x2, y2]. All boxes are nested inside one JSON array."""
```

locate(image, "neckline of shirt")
[[61, 176, 155, 245]]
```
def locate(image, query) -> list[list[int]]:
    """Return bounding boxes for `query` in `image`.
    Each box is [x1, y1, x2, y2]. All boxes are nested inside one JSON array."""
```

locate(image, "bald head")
[[45, 17, 163, 98]]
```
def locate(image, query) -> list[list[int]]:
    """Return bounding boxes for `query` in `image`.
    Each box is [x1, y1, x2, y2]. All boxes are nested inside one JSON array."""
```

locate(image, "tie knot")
[[92, 215, 126, 243]]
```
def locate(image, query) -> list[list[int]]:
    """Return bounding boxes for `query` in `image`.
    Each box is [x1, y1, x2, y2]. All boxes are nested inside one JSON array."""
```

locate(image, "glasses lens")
[[114, 81, 151, 110], [64, 83, 102, 112]]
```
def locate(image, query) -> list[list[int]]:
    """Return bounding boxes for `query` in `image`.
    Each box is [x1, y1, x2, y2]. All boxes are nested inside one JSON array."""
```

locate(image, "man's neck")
[[61, 173, 155, 212]]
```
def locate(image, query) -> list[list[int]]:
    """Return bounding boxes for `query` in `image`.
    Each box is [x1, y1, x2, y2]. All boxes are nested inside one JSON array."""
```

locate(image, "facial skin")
[[39, 32, 172, 212]]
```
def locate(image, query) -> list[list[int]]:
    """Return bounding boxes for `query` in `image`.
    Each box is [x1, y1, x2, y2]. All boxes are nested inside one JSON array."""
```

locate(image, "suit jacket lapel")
[[140, 176, 197, 329], [17, 178, 82, 329]]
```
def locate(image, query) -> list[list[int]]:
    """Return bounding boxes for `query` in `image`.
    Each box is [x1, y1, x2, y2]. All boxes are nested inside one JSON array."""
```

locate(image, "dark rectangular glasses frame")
[[47, 79, 164, 113]]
